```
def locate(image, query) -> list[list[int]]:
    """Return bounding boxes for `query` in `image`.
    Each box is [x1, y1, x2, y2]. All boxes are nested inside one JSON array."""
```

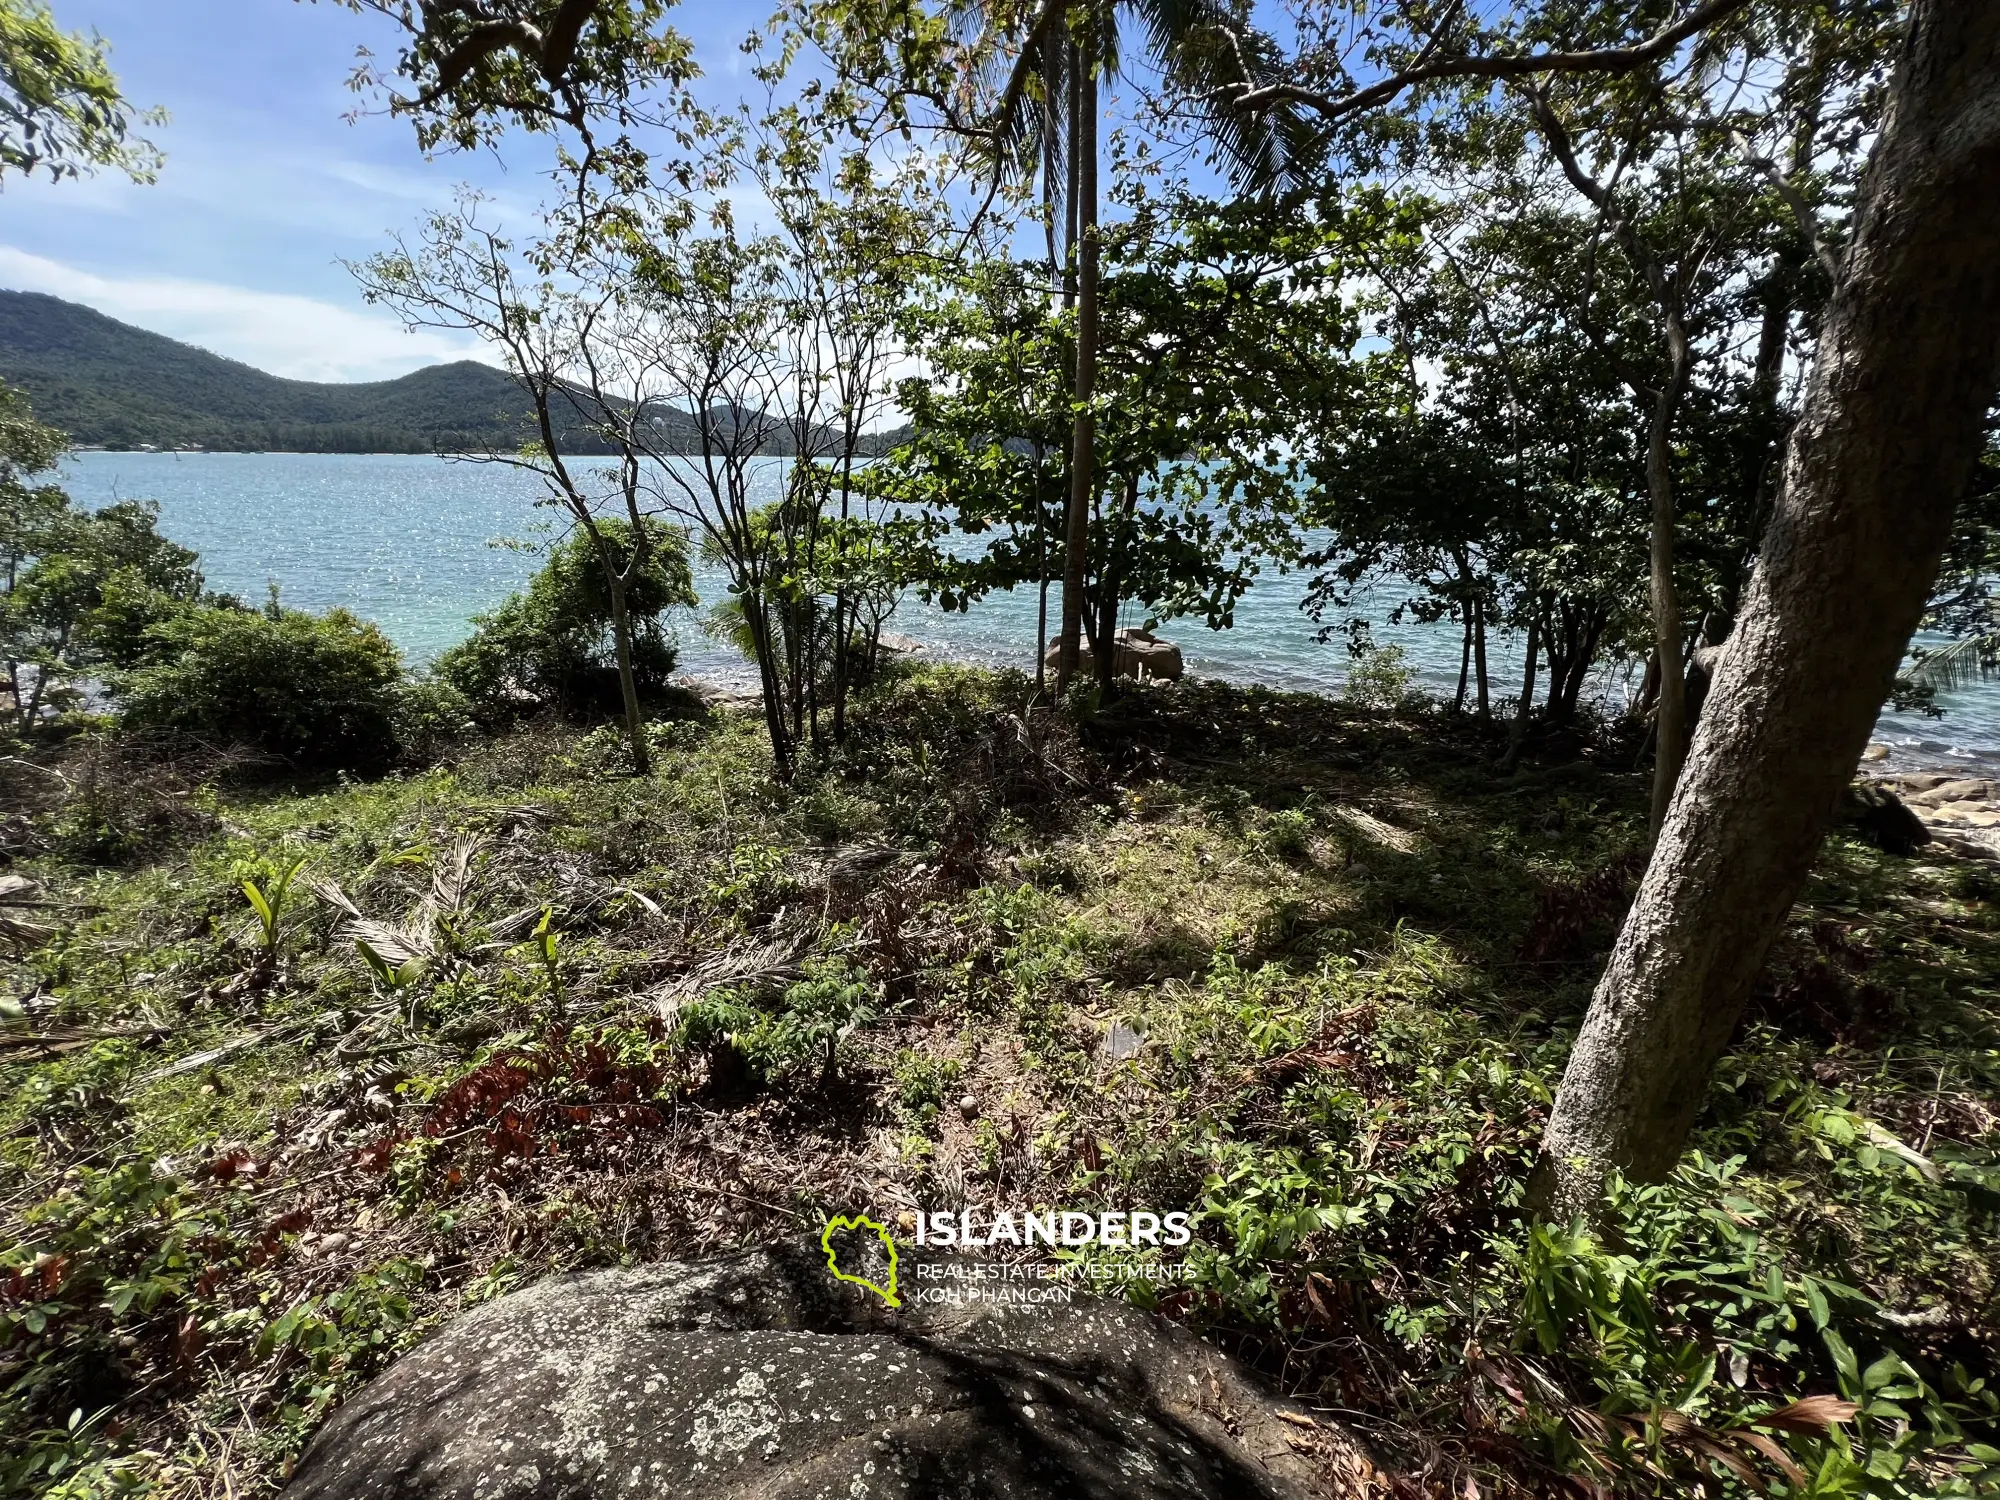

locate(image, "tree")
[[886, 187, 1358, 692], [0, 0, 160, 184], [353, 202, 691, 776], [1531, 0, 2000, 1215], [943, 0, 1307, 692], [434, 517, 693, 725], [0, 385, 205, 733], [320, 0, 696, 177]]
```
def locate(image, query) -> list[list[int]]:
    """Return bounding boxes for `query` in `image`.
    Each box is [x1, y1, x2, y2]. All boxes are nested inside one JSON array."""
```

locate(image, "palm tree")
[[954, 0, 1309, 692]]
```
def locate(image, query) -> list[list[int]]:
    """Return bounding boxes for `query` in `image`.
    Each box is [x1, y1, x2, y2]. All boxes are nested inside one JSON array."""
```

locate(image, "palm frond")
[[1909, 631, 2000, 690], [429, 834, 485, 917], [341, 918, 435, 971], [649, 932, 806, 1021], [1124, 0, 1318, 190]]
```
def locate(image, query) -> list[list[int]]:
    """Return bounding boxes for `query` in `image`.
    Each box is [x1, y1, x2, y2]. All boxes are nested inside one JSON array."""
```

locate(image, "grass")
[[1, 665, 1996, 1497]]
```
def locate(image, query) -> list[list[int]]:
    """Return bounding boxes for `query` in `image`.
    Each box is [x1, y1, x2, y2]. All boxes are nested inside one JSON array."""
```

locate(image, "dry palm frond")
[[487, 903, 551, 941], [821, 838, 904, 887], [307, 876, 363, 921], [613, 885, 668, 921], [342, 917, 435, 971], [2, 1026, 142, 1058], [650, 931, 807, 1021], [430, 834, 485, 917], [0, 911, 55, 950], [1334, 805, 1419, 855], [132, 1021, 311, 1085]]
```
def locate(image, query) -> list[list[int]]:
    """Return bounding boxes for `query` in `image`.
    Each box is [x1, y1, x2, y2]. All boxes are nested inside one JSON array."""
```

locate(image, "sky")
[[0, 0, 773, 382]]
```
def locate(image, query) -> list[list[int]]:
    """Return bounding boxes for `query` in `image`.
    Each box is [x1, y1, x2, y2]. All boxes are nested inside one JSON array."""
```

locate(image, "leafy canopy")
[[0, 0, 160, 183]]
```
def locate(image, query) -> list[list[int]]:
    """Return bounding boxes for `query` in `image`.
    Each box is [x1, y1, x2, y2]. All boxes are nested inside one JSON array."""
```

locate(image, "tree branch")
[[1224, 0, 1754, 126], [1731, 127, 1840, 281], [415, 19, 545, 106], [537, 0, 598, 84]]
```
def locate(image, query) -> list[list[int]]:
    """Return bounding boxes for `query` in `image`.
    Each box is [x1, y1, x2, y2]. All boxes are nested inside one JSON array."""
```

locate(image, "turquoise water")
[[60, 451, 1999, 767]]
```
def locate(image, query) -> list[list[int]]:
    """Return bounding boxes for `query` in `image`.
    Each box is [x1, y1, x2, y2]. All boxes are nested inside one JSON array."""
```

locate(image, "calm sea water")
[[61, 451, 1999, 769]]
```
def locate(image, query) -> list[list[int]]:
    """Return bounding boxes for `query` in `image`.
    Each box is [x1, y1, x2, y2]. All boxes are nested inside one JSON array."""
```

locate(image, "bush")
[[46, 742, 218, 864], [392, 677, 479, 763], [673, 958, 882, 1088], [435, 520, 693, 725], [113, 600, 403, 770], [1340, 641, 1420, 712]]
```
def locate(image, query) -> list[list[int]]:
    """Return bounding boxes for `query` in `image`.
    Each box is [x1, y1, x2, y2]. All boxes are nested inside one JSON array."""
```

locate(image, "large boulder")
[[1042, 629, 1185, 683], [288, 1241, 1369, 1500]]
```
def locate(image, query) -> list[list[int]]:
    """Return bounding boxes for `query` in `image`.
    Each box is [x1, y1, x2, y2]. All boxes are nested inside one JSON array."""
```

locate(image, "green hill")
[[0, 290, 573, 453], [0, 292, 907, 456]]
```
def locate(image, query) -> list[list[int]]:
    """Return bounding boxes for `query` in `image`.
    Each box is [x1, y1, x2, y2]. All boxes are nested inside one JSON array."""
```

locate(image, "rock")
[[682, 677, 761, 710], [1894, 773, 1956, 792], [1103, 1021, 1145, 1063], [877, 632, 927, 656], [1906, 778, 1993, 807], [1042, 629, 1185, 684], [1860, 743, 1890, 762], [957, 1093, 980, 1120], [288, 1241, 1369, 1500], [1839, 783, 1932, 855]]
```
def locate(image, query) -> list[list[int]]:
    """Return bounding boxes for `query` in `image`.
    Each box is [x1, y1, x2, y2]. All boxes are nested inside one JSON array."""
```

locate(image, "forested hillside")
[[0, 293, 895, 454], [0, 292, 559, 451]]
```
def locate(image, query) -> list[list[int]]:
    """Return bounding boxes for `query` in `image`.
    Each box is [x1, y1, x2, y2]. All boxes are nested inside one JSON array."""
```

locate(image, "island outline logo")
[[820, 1213, 901, 1307]]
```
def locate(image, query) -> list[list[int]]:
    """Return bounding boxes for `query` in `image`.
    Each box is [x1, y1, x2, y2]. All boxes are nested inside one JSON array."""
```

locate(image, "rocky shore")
[[1863, 767, 2000, 860]]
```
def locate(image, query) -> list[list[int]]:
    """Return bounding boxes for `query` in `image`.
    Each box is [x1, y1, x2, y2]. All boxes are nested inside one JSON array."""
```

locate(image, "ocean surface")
[[61, 451, 2000, 770]]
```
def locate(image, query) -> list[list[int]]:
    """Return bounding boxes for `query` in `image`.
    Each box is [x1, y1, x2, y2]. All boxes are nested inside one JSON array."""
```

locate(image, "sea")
[[60, 451, 2000, 772]]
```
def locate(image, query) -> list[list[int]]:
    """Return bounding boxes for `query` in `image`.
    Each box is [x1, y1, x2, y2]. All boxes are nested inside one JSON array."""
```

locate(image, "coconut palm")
[[952, 0, 1310, 691]]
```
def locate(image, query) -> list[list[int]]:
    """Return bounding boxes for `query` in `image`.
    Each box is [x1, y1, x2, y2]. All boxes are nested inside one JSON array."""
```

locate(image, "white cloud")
[[0, 244, 494, 382]]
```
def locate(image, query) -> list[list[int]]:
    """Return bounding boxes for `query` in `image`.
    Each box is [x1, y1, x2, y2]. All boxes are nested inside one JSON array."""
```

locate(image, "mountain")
[[0, 292, 905, 456], [0, 291, 560, 452]]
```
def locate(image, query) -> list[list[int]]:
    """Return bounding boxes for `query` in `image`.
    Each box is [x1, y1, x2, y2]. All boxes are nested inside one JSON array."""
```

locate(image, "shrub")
[[392, 676, 479, 763], [113, 599, 403, 770], [1340, 641, 1420, 712], [434, 520, 693, 725], [1260, 805, 1318, 860], [673, 959, 882, 1088]]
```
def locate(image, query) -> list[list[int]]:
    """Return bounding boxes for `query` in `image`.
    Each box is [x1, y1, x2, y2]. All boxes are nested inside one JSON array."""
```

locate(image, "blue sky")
[[0, 1, 772, 382]]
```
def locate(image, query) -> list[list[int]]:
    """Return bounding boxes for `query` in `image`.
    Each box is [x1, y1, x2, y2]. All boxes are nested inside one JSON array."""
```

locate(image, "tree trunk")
[[604, 572, 651, 776], [742, 588, 795, 783], [1034, 461, 1051, 697], [1499, 611, 1541, 772], [1474, 594, 1490, 720], [1455, 610, 1472, 714], [1532, 0, 2000, 1217], [1094, 472, 1138, 699], [1645, 338, 1693, 834], [1056, 47, 1098, 693]]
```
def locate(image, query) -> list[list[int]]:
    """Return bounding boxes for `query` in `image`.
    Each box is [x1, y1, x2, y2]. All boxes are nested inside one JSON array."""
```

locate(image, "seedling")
[[238, 853, 307, 969]]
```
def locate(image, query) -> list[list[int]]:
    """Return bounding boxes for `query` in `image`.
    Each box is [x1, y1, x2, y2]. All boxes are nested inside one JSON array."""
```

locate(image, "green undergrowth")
[[1, 667, 1996, 1497]]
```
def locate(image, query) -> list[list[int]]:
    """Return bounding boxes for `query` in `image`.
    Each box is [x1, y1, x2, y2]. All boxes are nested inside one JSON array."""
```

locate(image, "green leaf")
[[1804, 1279, 1831, 1331]]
